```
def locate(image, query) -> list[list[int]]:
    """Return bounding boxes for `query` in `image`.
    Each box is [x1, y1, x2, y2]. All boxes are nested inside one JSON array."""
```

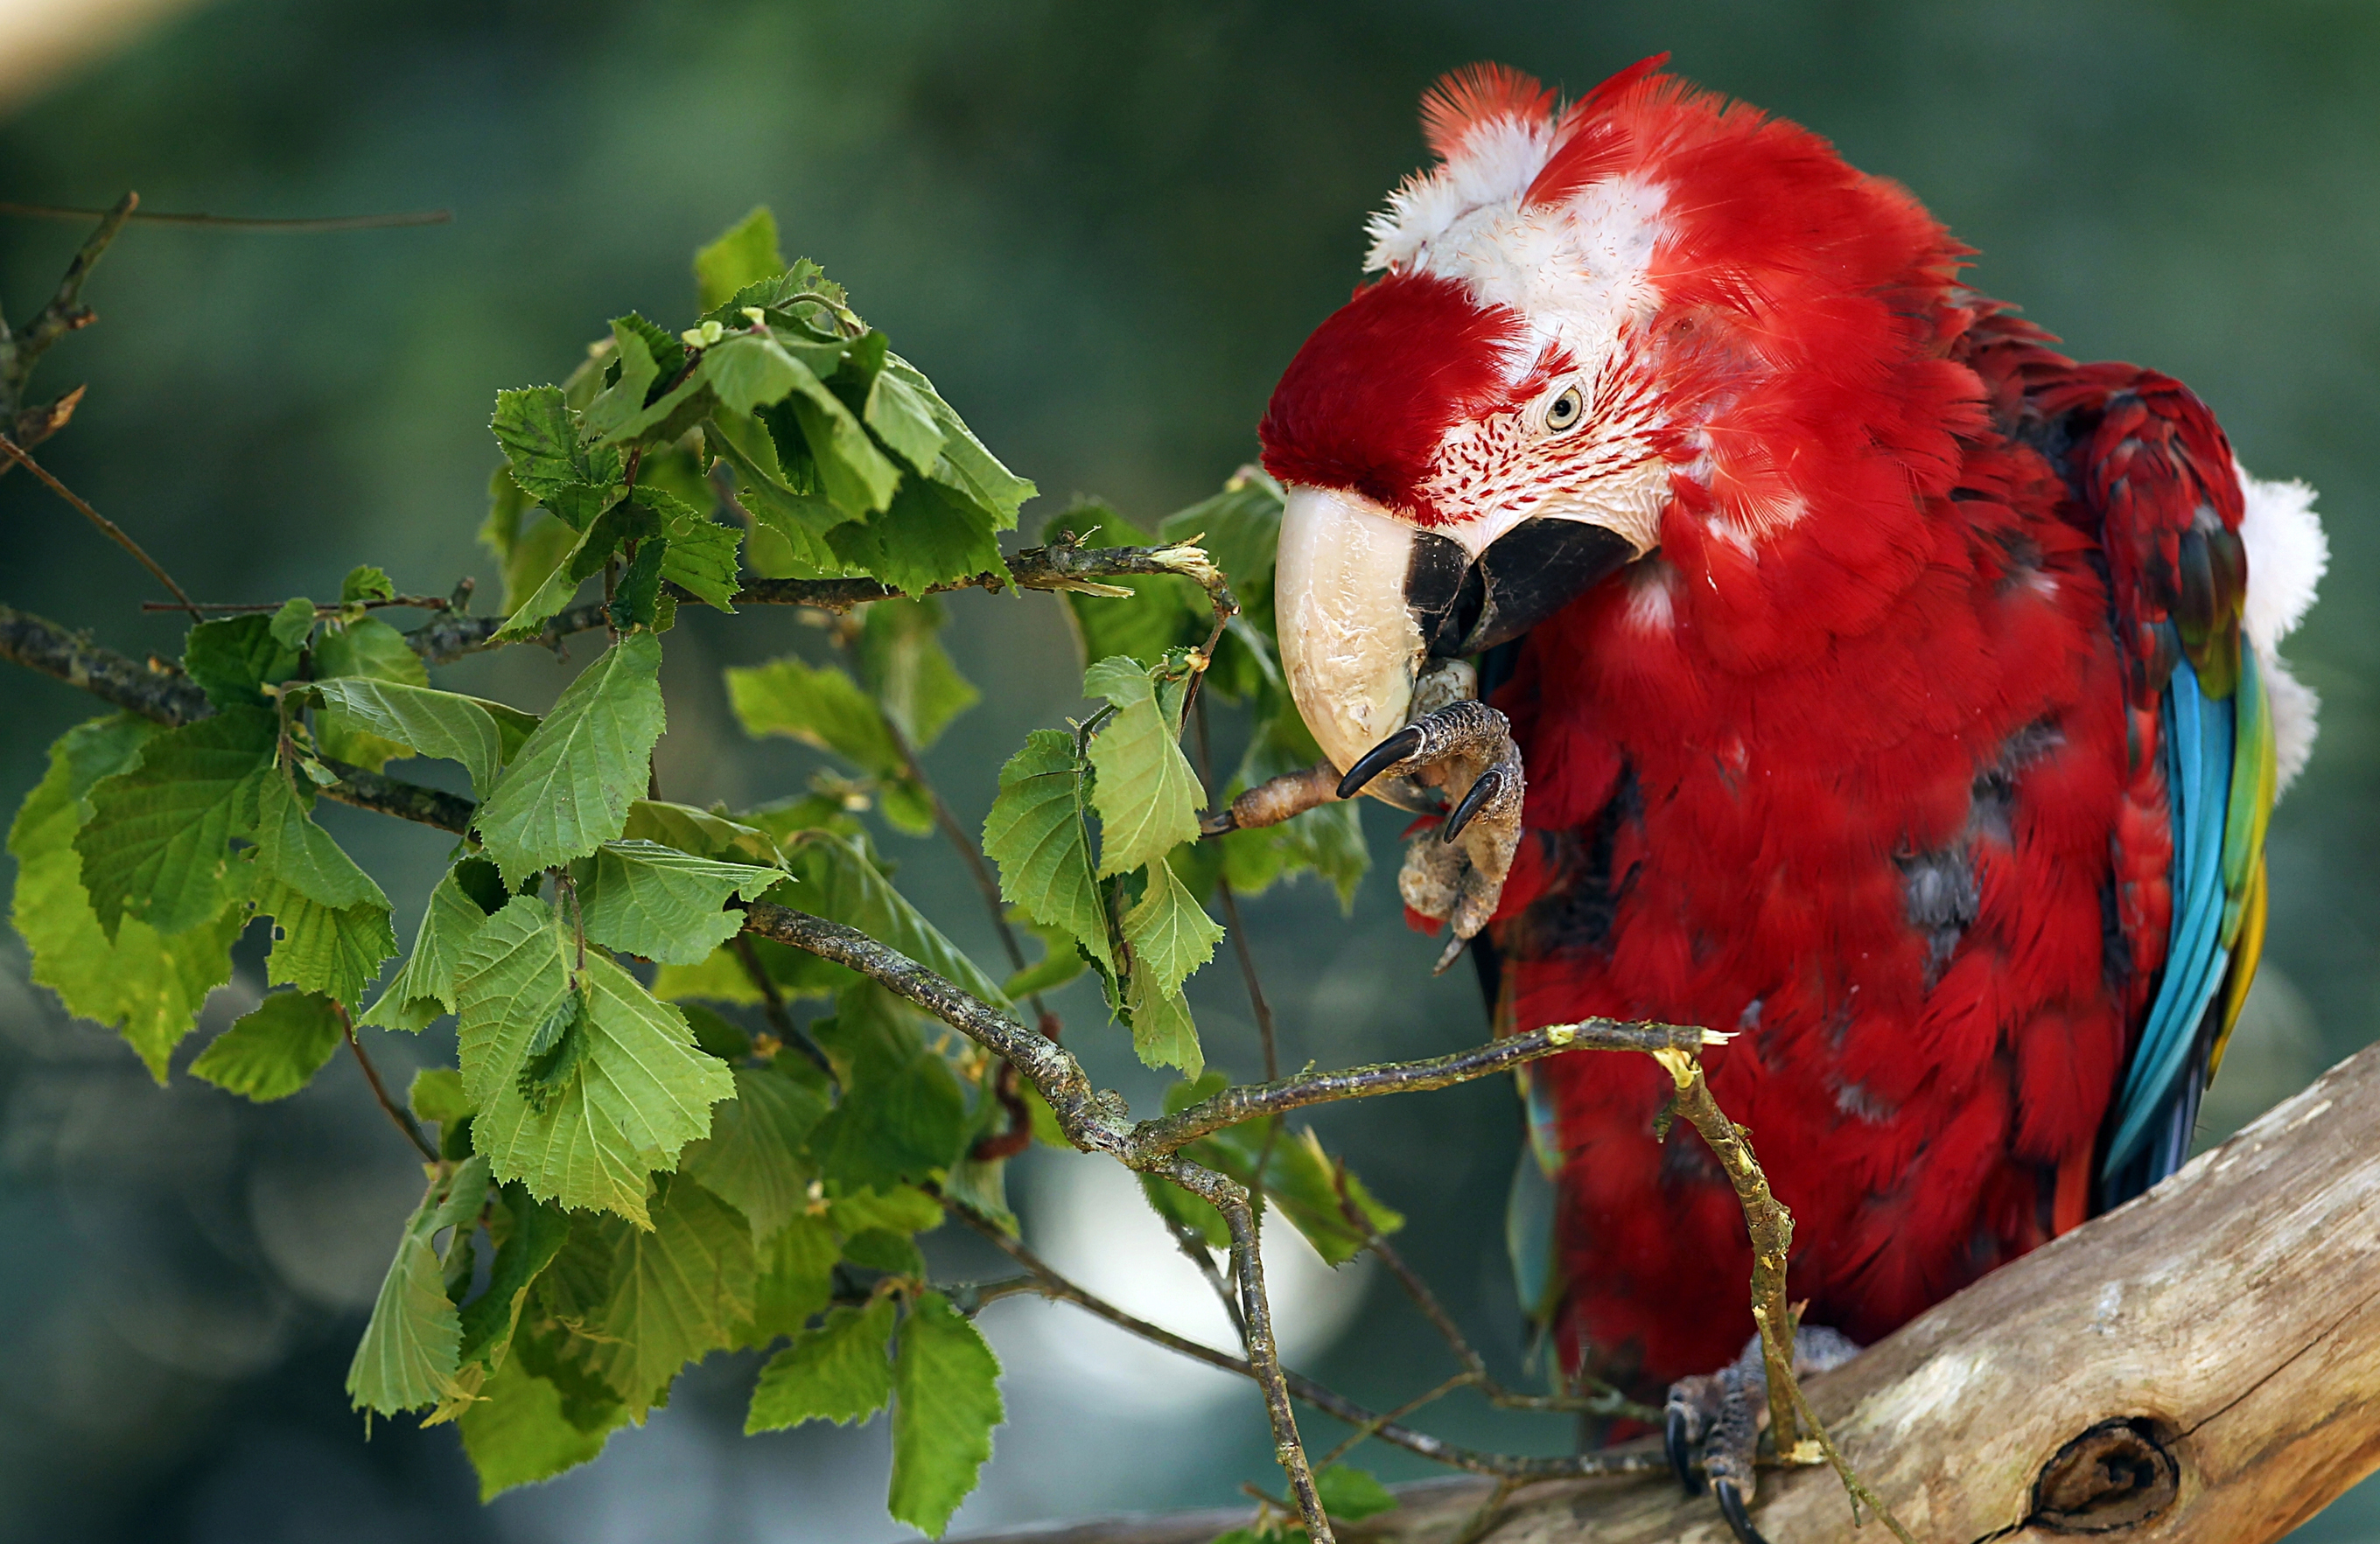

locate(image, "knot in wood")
[[2029, 1418, 2180, 1533]]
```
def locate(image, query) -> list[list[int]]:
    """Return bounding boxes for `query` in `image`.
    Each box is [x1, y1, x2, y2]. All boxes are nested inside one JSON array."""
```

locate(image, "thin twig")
[[730, 933, 836, 1081], [0, 201, 453, 232], [1447, 1477, 1522, 1544], [956, 1206, 1664, 1482], [1652, 1048, 1800, 1451], [1782, 1367, 1922, 1544], [0, 434, 200, 616], [1314, 1372, 1472, 1470], [1, 192, 137, 421], [142, 593, 454, 615], [1209, 1174, 1331, 1541], [1331, 1165, 1654, 1422], [1164, 1215, 1248, 1346], [341, 1004, 438, 1162], [1193, 692, 1286, 1198]]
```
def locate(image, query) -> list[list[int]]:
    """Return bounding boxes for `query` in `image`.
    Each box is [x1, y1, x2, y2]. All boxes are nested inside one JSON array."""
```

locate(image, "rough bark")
[[962, 1040, 2380, 1544]]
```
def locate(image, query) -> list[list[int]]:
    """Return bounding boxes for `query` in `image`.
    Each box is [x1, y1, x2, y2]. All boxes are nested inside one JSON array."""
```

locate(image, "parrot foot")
[[1663, 1327, 1863, 1544], [1337, 693, 1524, 971]]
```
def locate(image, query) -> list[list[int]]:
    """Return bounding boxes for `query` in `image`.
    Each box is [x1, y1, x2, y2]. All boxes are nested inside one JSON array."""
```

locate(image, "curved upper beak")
[[1274, 486, 1638, 789]]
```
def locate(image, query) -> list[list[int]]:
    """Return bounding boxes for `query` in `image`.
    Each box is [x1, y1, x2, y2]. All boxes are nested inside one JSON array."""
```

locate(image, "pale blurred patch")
[[0, 0, 208, 113]]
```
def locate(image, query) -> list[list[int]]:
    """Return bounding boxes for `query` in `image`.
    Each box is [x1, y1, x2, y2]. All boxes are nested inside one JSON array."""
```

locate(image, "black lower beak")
[[1405, 518, 1638, 659]]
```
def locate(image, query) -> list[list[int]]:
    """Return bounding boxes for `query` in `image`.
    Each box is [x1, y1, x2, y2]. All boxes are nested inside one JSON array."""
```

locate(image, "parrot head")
[[1259, 55, 1962, 785]]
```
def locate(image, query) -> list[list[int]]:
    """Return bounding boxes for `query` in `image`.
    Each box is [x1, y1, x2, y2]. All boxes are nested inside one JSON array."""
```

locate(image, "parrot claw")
[[1663, 1327, 1864, 1544], [1348, 691, 1527, 951]]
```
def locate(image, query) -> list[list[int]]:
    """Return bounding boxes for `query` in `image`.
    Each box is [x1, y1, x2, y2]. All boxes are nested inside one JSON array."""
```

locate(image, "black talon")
[[1713, 1479, 1770, 1544], [1666, 1407, 1703, 1497], [1440, 765, 1506, 843], [1335, 724, 1424, 800]]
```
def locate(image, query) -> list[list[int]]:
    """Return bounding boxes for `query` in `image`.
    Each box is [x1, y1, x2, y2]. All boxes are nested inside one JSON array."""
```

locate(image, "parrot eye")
[[1544, 386, 1584, 433]]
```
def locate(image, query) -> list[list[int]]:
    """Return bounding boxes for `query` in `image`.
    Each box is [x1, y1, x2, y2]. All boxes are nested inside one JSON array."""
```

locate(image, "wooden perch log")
[[963, 1040, 2380, 1544]]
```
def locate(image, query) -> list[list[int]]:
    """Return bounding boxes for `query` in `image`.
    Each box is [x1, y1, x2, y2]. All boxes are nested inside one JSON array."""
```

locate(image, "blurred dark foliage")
[[1, 2, 2374, 1540]]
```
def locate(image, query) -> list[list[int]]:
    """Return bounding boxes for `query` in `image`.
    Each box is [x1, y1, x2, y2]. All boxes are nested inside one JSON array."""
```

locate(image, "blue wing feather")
[[2102, 654, 2240, 1188]]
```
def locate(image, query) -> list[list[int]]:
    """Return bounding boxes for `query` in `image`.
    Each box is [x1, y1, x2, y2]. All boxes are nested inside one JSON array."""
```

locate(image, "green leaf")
[[783, 364, 903, 520], [481, 475, 583, 617], [270, 596, 318, 650], [1186, 1122, 1402, 1268], [309, 678, 531, 800], [1120, 857, 1222, 997], [411, 1065, 472, 1128], [889, 1289, 1004, 1537], [883, 355, 1037, 523], [842, 1226, 923, 1277], [745, 1294, 897, 1433], [982, 730, 1114, 976], [684, 1065, 828, 1245], [696, 206, 788, 311], [704, 333, 808, 417], [783, 832, 1012, 1010], [74, 707, 275, 937], [253, 773, 389, 912], [477, 633, 668, 885], [580, 319, 663, 443], [1316, 1464, 1399, 1523], [183, 614, 302, 709], [725, 655, 902, 778], [346, 1155, 491, 1415], [579, 1177, 759, 1415], [1124, 967, 1202, 1078], [190, 989, 343, 1101], [341, 564, 397, 604], [705, 411, 856, 568], [659, 509, 743, 612], [576, 839, 783, 965], [492, 385, 620, 505], [452, 1185, 571, 1383], [827, 1184, 945, 1238], [856, 597, 976, 750], [458, 1354, 621, 1501], [363, 862, 501, 1030], [9, 716, 245, 1079], [864, 369, 946, 474], [620, 800, 780, 864], [823, 477, 1004, 597], [738, 1211, 840, 1345], [1083, 659, 1203, 877], [250, 866, 400, 1005], [312, 617, 435, 770], [454, 896, 734, 1226], [808, 1035, 967, 1194]]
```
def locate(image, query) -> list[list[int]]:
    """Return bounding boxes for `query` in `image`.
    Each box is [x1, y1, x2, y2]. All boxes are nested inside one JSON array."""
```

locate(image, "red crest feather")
[[1418, 62, 1556, 159]]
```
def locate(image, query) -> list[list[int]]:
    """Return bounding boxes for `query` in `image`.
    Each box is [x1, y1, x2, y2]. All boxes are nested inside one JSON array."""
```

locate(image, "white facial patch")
[[1364, 118, 1675, 548], [2236, 462, 2328, 792]]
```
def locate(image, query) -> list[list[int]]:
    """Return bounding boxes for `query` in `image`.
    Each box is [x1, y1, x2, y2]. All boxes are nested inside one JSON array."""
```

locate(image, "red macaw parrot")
[[1257, 57, 2326, 1542]]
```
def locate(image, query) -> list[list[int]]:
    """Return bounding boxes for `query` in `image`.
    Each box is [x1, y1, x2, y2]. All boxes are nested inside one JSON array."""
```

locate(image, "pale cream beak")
[[1275, 486, 1429, 784], [1273, 482, 1644, 804]]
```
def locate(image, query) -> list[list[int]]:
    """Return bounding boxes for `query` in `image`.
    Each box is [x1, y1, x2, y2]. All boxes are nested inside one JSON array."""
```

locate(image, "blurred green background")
[[0, 2, 2373, 1540]]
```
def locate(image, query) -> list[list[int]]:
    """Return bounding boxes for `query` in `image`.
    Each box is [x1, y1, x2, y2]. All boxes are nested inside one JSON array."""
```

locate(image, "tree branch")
[[0, 435, 200, 616], [401, 539, 1233, 663], [966, 1040, 2380, 1542]]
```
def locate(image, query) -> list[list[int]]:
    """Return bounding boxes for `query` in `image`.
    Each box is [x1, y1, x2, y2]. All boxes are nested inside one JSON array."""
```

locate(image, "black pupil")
[[1551, 394, 1576, 423]]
